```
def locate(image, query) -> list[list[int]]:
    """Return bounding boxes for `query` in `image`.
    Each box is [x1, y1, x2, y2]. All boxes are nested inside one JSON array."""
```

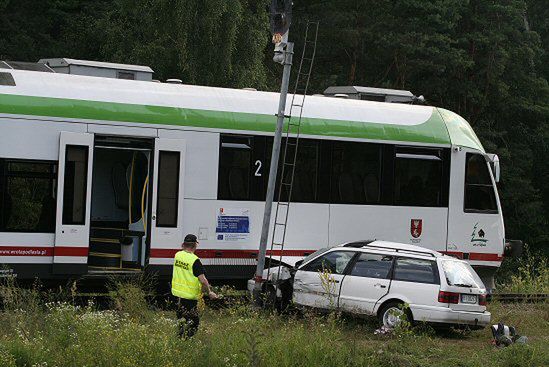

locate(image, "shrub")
[[108, 274, 155, 322], [497, 246, 549, 294]]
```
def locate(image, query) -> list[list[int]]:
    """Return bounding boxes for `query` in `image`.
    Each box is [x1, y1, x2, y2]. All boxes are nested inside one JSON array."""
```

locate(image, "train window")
[[156, 151, 180, 227], [218, 135, 252, 200], [219, 135, 322, 203], [464, 153, 498, 213], [62, 146, 89, 225], [0, 159, 57, 232], [276, 138, 320, 203], [331, 142, 381, 204], [394, 148, 444, 207]]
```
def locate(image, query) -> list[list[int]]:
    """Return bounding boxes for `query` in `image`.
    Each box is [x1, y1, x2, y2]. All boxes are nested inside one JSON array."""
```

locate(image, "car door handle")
[[333, 279, 340, 283], [374, 283, 387, 288]]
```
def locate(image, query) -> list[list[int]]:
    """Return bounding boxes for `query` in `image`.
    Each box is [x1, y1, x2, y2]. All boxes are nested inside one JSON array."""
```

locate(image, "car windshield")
[[442, 260, 485, 288], [299, 248, 330, 268]]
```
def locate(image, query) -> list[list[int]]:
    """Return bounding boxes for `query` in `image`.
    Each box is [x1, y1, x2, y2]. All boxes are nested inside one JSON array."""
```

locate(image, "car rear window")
[[393, 257, 439, 284], [442, 260, 484, 288]]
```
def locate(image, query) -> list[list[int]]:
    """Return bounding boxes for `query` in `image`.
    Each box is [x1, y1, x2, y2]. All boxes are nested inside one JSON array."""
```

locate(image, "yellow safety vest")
[[171, 251, 201, 300]]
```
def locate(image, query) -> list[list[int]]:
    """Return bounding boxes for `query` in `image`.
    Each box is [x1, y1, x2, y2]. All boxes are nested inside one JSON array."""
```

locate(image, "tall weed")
[[108, 273, 155, 321], [497, 246, 549, 293], [0, 278, 547, 367], [0, 276, 42, 313]]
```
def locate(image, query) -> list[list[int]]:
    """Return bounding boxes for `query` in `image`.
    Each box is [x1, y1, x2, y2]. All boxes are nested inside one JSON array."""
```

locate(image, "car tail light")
[[479, 294, 487, 306], [438, 291, 459, 304]]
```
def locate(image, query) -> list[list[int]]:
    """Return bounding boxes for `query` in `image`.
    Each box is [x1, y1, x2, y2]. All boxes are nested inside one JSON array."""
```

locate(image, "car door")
[[338, 252, 393, 315], [293, 250, 355, 310], [386, 257, 440, 321]]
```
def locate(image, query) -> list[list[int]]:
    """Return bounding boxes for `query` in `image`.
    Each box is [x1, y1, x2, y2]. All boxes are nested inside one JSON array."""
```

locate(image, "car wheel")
[[378, 301, 411, 329]]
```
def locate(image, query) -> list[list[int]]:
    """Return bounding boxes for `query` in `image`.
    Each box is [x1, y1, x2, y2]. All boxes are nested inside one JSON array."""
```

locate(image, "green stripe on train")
[[0, 94, 452, 144]]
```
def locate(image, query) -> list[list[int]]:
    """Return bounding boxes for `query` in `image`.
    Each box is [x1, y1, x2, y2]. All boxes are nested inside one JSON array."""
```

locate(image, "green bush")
[[0, 280, 547, 367], [497, 247, 549, 294]]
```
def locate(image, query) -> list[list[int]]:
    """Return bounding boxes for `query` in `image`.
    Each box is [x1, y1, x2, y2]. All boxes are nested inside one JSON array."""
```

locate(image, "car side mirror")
[[486, 153, 500, 183], [294, 260, 303, 269]]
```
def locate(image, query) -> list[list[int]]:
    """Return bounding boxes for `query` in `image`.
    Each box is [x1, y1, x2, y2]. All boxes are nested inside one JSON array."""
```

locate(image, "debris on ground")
[[374, 326, 393, 336], [491, 323, 528, 347]]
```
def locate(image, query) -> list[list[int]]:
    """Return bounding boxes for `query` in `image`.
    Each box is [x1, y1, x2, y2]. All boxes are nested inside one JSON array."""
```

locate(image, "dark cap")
[[183, 234, 198, 244]]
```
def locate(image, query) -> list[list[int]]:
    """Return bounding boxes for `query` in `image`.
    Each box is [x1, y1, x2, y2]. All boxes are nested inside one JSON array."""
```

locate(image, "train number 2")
[[255, 160, 262, 176]]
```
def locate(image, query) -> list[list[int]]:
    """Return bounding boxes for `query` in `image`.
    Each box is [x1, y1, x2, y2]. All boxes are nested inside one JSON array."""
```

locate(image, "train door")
[[53, 132, 94, 274], [148, 138, 186, 260], [88, 135, 152, 271]]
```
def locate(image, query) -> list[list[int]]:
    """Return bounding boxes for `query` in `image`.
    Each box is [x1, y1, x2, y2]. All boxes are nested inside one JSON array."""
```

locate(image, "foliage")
[[0, 281, 548, 367], [0, 0, 548, 250], [317, 266, 338, 308], [108, 275, 154, 322], [497, 245, 549, 293]]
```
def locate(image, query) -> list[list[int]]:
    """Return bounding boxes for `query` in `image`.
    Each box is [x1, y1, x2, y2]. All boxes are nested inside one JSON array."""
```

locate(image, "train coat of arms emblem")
[[411, 219, 423, 238]]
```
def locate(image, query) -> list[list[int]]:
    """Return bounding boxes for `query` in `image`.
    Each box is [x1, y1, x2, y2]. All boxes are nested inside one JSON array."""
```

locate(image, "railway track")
[[66, 292, 248, 310], [487, 293, 548, 303]]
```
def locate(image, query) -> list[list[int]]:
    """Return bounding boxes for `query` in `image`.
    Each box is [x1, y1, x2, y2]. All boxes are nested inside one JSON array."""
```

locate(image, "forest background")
[[1, 0, 548, 254]]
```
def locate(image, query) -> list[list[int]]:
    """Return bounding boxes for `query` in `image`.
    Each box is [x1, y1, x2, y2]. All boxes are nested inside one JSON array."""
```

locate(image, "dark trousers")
[[176, 298, 199, 338]]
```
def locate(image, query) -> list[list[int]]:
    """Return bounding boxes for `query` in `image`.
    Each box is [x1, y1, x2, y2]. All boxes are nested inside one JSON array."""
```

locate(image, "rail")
[[487, 293, 548, 303]]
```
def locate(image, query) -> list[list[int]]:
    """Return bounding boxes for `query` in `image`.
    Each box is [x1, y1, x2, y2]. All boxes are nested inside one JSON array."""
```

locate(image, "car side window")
[[350, 253, 393, 279], [393, 257, 439, 284], [300, 251, 355, 275]]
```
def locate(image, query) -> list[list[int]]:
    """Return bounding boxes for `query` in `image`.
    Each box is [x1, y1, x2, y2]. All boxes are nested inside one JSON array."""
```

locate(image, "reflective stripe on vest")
[[171, 251, 201, 300]]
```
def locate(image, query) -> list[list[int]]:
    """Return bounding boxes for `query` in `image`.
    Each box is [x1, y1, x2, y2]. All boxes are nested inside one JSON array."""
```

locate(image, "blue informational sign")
[[215, 208, 250, 242], [216, 216, 250, 233]]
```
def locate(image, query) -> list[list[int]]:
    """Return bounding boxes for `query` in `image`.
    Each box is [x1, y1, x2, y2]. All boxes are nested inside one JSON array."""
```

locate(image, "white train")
[[0, 60, 509, 288]]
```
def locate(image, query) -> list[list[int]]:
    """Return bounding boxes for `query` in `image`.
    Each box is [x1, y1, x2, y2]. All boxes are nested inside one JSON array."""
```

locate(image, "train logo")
[[471, 222, 488, 246], [411, 219, 423, 238]]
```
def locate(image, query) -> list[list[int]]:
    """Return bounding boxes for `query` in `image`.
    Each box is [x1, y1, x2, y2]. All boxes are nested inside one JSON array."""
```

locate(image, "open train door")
[[53, 132, 94, 274], [148, 138, 186, 266]]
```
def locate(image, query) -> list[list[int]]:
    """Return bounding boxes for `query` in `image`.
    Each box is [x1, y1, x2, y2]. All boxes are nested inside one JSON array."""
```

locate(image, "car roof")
[[338, 240, 442, 259]]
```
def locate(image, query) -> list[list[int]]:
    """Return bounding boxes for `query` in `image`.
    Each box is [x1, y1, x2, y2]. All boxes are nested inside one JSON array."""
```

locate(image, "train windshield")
[[464, 153, 498, 213], [442, 259, 485, 289]]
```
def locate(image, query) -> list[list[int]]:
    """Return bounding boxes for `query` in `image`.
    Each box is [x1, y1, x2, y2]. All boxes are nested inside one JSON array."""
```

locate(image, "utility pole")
[[253, 0, 293, 305]]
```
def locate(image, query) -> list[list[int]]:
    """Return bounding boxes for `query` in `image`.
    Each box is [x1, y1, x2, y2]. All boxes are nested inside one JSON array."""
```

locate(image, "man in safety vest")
[[171, 234, 218, 338]]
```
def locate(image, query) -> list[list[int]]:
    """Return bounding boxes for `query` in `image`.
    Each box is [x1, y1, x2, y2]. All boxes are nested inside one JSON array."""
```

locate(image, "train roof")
[[0, 70, 484, 151]]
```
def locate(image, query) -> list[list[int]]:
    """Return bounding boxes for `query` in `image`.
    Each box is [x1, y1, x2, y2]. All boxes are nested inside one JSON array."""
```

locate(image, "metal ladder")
[[266, 21, 319, 285]]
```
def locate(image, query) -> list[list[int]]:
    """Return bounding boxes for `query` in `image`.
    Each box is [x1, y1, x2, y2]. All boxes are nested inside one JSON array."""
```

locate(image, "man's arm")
[[198, 274, 218, 299]]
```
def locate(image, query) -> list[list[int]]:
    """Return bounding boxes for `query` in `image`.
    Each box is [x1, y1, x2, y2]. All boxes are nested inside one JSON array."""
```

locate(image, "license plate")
[[461, 294, 478, 304]]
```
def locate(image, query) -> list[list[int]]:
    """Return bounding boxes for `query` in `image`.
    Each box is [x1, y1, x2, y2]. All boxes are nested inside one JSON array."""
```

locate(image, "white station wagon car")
[[290, 240, 491, 329]]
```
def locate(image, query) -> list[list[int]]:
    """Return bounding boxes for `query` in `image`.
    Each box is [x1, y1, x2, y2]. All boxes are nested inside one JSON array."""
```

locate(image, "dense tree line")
[[1, 0, 547, 251]]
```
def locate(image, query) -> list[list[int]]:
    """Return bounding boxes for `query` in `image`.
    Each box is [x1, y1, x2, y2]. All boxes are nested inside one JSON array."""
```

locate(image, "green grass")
[[0, 280, 548, 367]]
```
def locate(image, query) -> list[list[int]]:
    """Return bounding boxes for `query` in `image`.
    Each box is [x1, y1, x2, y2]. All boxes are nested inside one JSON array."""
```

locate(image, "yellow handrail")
[[141, 175, 149, 233], [128, 153, 136, 223]]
